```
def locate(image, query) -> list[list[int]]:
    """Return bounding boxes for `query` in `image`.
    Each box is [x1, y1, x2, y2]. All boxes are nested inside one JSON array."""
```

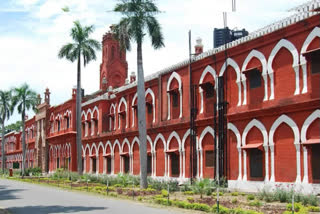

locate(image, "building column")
[[103, 157, 106, 174], [91, 119, 94, 136], [96, 154, 99, 175], [263, 145, 269, 182], [237, 147, 242, 181], [243, 150, 247, 181], [295, 144, 302, 183], [164, 153, 168, 177], [111, 155, 114, 175], [182, 150, 186, 178], [302, 146, 308, 184], [83, 157, 86, 174], [151, 152, 155, 177], [199, 149, 203, 178], [270, 145, 275, 182], [179, 151, 182, 178]]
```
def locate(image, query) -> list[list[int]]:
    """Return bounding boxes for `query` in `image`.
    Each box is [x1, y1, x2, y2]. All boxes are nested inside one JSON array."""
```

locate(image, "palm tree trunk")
[[76, 53, 83, 175], [137, 41, 148, 189], [21, 109, 26, 176], [1, 116, 6, 174]]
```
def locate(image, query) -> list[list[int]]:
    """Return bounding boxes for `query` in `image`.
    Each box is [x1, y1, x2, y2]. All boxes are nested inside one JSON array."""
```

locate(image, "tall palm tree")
[[12, 84, 38, 176], [113, 0, 164, 188], [0, 90, 13, 174], [58, 21, 101, 175]]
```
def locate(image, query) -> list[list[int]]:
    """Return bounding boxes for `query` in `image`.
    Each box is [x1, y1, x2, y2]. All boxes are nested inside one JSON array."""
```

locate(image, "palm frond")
[[145, 16, 164, 49]]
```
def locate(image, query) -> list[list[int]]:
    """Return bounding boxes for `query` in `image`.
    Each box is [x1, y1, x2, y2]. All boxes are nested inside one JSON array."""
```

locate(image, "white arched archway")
[[198, 126, 215, 178], [301, 109, 320, 183], [167, 72, 182, 120], [118, 97, 128, 129], [228, 123, 241, 180], [242, 119, 268, 181], [110, 103, 116, 131], [131, 93, 138, 127], [300, 27, 320, 94], [219, 58, 242, 106], [154, 133, 167, 177], [241, 50, 268, 103], [269, 115, 300, 183], [167, 131, 182, 178], [199, 65, 218, 114], [268, 39, 300, 99], [145, 88, 156, 123]]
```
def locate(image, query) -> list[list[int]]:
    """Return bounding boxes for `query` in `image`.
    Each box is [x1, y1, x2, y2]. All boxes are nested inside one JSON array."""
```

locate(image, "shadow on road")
[[9, 205, 107, 214], [0, 185, 24, 201]]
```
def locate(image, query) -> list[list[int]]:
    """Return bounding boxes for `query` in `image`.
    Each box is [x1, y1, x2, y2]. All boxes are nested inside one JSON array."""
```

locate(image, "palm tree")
[[12, 84, 38, 176], [0, 90, 13, 174], [113, 0, 164, 188], [58, 21, 101, 175]]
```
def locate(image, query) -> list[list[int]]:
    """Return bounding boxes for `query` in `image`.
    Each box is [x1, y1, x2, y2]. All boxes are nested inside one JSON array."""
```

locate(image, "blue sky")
[[0, 0, 308, 124]]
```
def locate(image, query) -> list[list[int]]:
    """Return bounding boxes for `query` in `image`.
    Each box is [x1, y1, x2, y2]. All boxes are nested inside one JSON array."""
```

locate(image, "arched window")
[[167, 72, 182, 120]]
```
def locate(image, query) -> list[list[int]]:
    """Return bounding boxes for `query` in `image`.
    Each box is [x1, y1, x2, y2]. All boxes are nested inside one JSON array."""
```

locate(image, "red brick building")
[[1, 1, 319, 193]]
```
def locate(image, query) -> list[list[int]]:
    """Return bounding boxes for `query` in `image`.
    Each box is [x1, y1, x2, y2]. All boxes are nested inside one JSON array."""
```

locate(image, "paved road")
[[0, 179, 185, 214]]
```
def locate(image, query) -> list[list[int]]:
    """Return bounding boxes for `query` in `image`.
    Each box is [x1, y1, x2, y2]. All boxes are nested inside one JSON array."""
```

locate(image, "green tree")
[[12, 84, 38, 176], [58, 21, 101, 174], [5, 121, 22, 133], [113, 0, 164, 188], [0, 90, 14, 173]]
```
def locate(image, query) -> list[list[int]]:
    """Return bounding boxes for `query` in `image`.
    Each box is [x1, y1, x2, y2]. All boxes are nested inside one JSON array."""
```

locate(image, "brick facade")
[[1, 2, 319, 193]]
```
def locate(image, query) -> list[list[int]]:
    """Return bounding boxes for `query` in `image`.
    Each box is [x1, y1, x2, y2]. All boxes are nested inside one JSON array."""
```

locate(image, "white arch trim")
[[154, 133, 167, 152], [112, 140, 122, 155], [199, 65, 218, 114], [242, 119, 268, 181], [269, 114, 301, 183], [130, 137, 140, 154], [219, 58, 242, 106], [198, 126, 215, 150], [228, 122, 241, 180], [118, 97, 128, 128], [268, 39, 300, 99], [167, 72, 183, 120], [122, 138, 131, 154], [167, 131, 182, 151], [301, 109, 320, 183], [241, 50, 268, 103], [300, 27, 320, 94], [145, 88, 156, 123]]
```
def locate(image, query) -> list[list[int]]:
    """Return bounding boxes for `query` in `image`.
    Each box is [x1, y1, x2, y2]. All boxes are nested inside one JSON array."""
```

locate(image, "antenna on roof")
[[232, 0, 236, 12]]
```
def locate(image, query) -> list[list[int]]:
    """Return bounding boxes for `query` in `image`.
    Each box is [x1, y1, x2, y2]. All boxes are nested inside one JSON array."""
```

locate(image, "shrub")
[[161, 189, 168, 197], [192, 178, 215, 199], [25, 167, 42, 176], [109, 192, 117, 197], [231, 192, 239, 196], [183, 191, 194, 195], [191, 203, 211, 212], [137, 196, 143, 201], [247, 194, 255, 201], [308, 206, 320, 212], [212, 204, 230, 214], [232, 198, 238, 204], [186, 196, 194, 203], [248, 200, 262, 207], [154, 198, 172, 206], [257, 188, 274, 202]]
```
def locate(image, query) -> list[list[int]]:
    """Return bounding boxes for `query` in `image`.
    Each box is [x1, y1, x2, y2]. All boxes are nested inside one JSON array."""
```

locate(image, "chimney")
[[44, 88, 50, 105], [130, 72, 136, 83], [195, 37, 203, 55]]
